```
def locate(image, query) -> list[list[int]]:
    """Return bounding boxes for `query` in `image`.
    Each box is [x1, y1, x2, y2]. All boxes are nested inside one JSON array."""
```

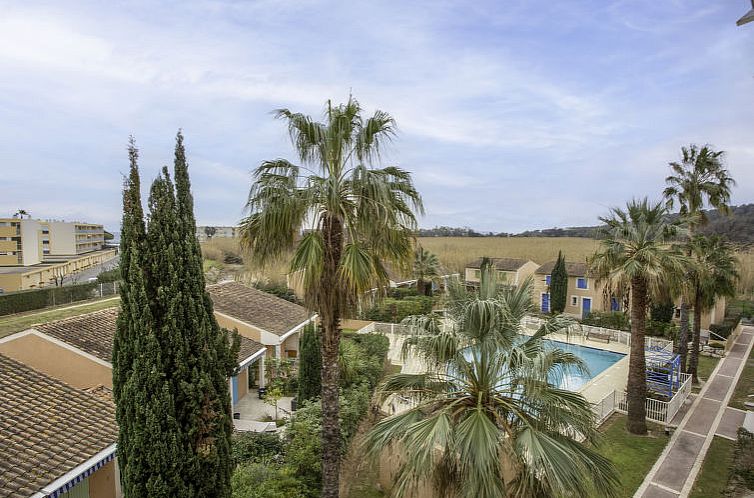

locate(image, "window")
[[571, 296, 578, 306], [545, 275, 551, 285], [577, 277, 587, 289], [473, 269, 481, 278]]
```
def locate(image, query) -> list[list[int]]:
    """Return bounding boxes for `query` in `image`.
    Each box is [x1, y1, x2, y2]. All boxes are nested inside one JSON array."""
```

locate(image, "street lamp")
[[738, 0, 754, 25]]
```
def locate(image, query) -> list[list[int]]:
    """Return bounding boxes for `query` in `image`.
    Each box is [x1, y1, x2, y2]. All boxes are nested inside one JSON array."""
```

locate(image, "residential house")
[[0, 353, 120, 498], [533, 260, 618, 319], [464, 257, 539, 288], [0, 306, 267, 413], [208, 281, 314, 360]]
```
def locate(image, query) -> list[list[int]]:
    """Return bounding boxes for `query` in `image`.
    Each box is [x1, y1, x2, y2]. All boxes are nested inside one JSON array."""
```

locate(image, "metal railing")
[[613, 372, 692, 424]]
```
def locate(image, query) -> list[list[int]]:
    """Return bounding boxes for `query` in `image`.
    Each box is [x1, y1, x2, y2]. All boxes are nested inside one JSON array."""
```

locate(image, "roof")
[[208, 281, 310, 336], [535, 261, 593, 277], [466, 257, 532, 272], [32, 306, 264, 366], [0, 353, 117, 497], [35, 308, 118, 362]]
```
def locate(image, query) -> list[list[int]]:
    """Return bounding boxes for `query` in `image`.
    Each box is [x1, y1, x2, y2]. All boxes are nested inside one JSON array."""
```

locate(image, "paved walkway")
[[635, 326, 754, 498]]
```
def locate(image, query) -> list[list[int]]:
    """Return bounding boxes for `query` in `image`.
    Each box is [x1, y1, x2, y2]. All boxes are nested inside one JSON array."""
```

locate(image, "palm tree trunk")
[[320, 214, 343, 498], [690, 288, 702, 384], [627, 276, 648, 435], [678, 300, 689, 373]]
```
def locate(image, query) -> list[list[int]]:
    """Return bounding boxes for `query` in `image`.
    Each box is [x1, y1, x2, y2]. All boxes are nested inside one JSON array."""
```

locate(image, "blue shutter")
[[582, 298, 592, 319], [541, 293, 550, 313], [231, 375, 239, 405]]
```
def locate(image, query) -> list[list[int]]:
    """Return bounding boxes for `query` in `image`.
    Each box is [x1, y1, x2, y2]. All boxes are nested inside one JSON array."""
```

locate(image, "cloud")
[[0, 0, 752, 233]]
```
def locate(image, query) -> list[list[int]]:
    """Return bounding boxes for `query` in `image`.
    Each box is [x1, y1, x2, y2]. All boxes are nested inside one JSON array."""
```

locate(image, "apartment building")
[[0, 217, 105, 266], [464, 257, 540, 288]]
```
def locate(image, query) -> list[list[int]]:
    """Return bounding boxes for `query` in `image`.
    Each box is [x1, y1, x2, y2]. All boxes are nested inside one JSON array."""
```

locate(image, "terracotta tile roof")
[[34, 307, 118, 362], [535, 260, 593, 277], [208, 281, 311, 336], [31, 306, 263, 367], [466, 257, 532, 271], [237, 335, 265, 363], [0, 353, 117, 497]]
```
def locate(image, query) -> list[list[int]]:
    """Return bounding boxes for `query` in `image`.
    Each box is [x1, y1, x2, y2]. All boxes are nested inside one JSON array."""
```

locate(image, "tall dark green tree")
[[113, 133, 239, 498], [550, 251, 568, 314], [297, 323, 322, 403]]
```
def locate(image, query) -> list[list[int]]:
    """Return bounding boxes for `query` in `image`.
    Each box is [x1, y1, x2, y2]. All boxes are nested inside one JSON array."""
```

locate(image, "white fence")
[[613, 373, 692, 425], [592, 391, 617, 425], [522, 316, 673, 351]]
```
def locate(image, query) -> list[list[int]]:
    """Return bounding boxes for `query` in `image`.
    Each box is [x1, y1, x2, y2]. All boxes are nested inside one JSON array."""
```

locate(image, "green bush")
[[581, 311, 630, 331], [388, 287, 420, 299], [732, 428, 754, 491], [710, 314, 742, 339], [231, 462, 307, 498], [232, 432, 284, 465], [253, 281, 299, 304], [650, 301, 675, 323], [97, 267, 121, 283], [646, 319, 677, 338], [362, 295, 434, 323], [708, 340, 725, 349], [0, 282, 98, 316]]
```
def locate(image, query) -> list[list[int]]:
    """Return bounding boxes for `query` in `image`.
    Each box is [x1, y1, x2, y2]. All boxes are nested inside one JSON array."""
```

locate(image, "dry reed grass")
[[201, 236, 754, 296], [417, 236, 600, 274]]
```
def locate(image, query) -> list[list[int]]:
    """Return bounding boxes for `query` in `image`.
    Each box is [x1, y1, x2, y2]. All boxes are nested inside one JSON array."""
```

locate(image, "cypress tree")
[[113, 133, 238, 498], [297, 323, 322, 403], [550, 251, 568, 314]]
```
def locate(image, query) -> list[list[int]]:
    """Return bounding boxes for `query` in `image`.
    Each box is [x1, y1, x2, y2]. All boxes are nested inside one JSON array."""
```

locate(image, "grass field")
[[592, 414, 670, 498], [0, 297, 120, 339], [689, 436, 734, 498], [418, 236, 600, 273], [730, 344, 754, 410]]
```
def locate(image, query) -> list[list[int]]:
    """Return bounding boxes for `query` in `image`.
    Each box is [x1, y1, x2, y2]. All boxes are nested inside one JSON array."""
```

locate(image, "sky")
[[1, 0, 752, 233]]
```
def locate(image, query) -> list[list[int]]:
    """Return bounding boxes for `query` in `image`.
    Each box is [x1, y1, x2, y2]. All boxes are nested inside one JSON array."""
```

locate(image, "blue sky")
[[1, 0, 752, 233]]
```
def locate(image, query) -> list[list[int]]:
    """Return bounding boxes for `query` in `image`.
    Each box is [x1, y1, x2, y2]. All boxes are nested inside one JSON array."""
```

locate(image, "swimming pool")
[[541, 338, 625, 391]]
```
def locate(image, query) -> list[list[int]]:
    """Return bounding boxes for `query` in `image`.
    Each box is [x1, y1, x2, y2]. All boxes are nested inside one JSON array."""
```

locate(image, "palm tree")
[[663, 144, 735, 372], [365, 260, 619, 498], [238, 97, 422, 497], [590, 199, 686, 435], [687, 235, 739, 383], [413, 245, 441, 296]]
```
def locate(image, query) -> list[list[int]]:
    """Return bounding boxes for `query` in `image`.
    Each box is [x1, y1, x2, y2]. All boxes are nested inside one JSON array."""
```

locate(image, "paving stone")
[[642, 484, 679, 498], [653, 432, 705, 491], [685, 398, 720, 434], [717, 408, 746, 439]]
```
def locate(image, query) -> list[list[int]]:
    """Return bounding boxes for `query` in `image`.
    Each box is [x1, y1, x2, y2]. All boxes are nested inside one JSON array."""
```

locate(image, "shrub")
[[387, 287, 420, 299], [650, 301, 675, 323], [232, 432, 284, 465], [254, 281, 299, 304], [646, 319, 677, 338], [581, 311, 630, 331], [708, 340, 725, 349], [0, 282, 98, 316], [731, 428, 754, 491], [97, 267, 121, 283], [231, 462, 307, 498], [362, 295, 434, 323], [710, 314, 742, 339]]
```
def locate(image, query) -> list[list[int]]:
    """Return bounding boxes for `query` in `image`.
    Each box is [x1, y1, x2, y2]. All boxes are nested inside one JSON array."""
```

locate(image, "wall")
[[0, 333, 112, 388], [88, 460, 118, 498], [532, 274, 609, 317], [282, 334, 299, 358], [48, 222, 77, 255], [20, 220, 41, 266], [237, 367, 249, 399]]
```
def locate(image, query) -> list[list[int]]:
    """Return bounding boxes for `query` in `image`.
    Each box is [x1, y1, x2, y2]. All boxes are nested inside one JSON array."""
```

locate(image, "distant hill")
[[419, 204, 754, 246]]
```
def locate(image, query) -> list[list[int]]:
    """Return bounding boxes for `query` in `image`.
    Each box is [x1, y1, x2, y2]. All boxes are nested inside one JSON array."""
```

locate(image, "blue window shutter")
[[545, 275, 551, 285]]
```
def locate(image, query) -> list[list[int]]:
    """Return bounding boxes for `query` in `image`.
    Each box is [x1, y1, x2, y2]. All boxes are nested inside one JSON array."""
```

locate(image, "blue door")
[[610, 297, 620, 312], [582, 298, 592, 319], [231, 375, 239, 405], [541, 293, 550, 313]]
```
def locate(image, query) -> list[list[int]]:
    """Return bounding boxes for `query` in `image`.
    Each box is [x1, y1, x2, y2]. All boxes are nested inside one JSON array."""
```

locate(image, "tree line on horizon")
[[419, 203, 754, 244]]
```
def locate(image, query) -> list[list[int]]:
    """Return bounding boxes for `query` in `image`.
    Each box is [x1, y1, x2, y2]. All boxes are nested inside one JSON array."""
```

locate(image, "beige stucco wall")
[[0, 333, 112, 389], [282, 334, 299, 358], [88, 460, 117, 498], [237, 367, 249, 399], [532, 274, 610, 317], [214, 313, 265, 344]]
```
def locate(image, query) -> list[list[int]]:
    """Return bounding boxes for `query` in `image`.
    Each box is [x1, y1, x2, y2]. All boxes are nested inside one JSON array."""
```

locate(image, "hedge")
[[0, 282, 99, 316]]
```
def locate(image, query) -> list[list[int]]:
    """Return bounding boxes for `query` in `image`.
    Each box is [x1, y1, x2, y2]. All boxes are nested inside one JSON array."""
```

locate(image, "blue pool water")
[[541, 338, 625, 391]]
